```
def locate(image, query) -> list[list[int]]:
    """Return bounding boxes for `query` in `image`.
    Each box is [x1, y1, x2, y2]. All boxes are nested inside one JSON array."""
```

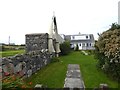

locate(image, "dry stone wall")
[[1, 50, 51, 79], [25, 33, 48, 52], [1, 33, 56, 79]]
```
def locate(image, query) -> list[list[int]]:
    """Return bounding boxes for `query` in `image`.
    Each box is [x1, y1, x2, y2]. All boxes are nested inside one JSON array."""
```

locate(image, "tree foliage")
[[109, 23, 120, 30], [60, 41, 71, 55], [95, 23, 120, 81]]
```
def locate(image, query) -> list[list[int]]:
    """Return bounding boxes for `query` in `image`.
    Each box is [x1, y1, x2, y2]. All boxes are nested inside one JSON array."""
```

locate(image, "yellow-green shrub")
[[95, 24, 120, 81]]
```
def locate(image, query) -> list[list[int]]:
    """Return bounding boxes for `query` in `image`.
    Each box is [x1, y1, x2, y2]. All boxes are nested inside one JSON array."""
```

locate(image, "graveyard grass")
[[25, 51, 118, 88], [0, 50, 25, 57]]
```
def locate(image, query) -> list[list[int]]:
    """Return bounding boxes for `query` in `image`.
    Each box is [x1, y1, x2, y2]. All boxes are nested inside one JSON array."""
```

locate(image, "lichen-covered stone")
[[25, 33, 48, 52], [1, 33, 55, 79], [2, 50, 51, 78]]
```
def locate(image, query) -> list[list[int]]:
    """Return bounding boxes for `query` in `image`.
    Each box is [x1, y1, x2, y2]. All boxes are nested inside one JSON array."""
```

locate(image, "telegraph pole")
[[8, 36, 10, 45]]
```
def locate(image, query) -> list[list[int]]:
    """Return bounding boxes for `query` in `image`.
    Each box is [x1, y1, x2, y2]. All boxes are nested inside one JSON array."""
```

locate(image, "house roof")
[[65, 34, 94, 41]]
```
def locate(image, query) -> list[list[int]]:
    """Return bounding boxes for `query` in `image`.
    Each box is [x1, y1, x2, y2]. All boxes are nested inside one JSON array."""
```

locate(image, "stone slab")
[[64, 64, 85, 89], [66, 70, 81, 78], [64, 78, 84, 88], [68, 64, 80, 70]]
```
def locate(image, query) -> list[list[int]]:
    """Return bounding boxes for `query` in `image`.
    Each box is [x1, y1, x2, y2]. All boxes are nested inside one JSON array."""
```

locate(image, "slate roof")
[[64, 34, 94, 41]]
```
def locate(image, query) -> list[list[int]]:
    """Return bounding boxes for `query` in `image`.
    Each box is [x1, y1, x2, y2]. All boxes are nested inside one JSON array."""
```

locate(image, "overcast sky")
[[0, 0, 119, 45]]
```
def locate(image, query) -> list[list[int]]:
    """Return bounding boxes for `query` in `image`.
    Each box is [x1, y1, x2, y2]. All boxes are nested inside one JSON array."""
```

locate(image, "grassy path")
[[25, 51, 118, 88]]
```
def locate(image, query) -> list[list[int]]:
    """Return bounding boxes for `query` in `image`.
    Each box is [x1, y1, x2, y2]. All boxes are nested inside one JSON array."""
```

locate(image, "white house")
[[63, 34, 95, 50]]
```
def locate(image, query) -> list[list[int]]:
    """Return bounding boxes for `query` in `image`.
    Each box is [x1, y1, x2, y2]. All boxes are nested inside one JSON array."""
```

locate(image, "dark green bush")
[[51, 57, 60, 62], [85, 50, 94, 55], [75, 44, 79, 51], [60, 41, 71, 55]]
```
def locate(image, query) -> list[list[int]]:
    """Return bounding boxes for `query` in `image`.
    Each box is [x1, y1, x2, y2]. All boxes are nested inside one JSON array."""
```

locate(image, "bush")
[[51, 57, 60, 62], [85, 50, 94, 55], [60, 41, 71, 55], [95, 26, 120, 81], [74, 44, 79, 51]]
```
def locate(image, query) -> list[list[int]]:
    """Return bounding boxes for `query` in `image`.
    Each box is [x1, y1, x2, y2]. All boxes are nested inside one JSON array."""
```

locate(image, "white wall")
[[71, 42, 95, 50]]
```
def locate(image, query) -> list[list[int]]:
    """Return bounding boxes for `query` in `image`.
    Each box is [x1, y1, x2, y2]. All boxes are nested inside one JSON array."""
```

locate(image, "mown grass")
[[25, 51, 119, 88], [0, 50, 25, 57], [25, 60, 67, 88]]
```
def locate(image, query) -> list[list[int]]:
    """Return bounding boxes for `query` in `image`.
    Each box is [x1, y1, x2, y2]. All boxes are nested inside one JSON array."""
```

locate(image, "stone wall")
[[25, 33, 48, 52], [1, 50, 51, 79], [1, 33, 57, 79]]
